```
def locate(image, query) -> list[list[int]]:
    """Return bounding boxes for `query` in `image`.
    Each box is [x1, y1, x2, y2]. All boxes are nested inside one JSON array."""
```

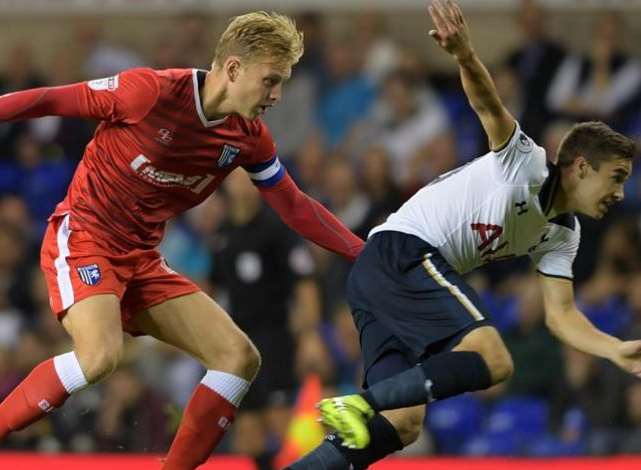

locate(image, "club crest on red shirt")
[[217, 144, 240, 168]]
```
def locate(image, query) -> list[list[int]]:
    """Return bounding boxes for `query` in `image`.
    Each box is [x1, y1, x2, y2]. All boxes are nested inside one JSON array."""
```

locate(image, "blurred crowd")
[[2, 0, 641, 466]]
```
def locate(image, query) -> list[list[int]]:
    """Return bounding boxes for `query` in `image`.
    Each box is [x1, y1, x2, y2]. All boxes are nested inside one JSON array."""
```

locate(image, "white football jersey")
[[370, 122, 580, 279]]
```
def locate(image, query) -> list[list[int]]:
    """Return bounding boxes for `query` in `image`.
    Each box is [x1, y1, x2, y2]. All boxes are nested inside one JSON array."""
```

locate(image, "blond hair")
[[214, 11, 304, 67]]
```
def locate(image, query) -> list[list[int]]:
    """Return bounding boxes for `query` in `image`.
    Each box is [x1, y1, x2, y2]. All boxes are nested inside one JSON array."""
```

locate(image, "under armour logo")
[[38, 399, 54, 413], [515, 201, 528, 215], [156, 128, 174, 145], [528, 230, 550, 253]]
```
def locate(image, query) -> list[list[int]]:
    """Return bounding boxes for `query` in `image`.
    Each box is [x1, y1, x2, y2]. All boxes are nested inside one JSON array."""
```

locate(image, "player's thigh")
[[61, 293, 124, 382], [452, 325, 514, 383], [131, 291, 258, 373]]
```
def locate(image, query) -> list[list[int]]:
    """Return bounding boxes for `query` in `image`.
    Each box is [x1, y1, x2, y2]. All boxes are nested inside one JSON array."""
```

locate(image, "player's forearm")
[[260, 177, 364, 261], [0, 84, 84, 121], [457, 52, 504, 117], [546, 306, 620, 360], [280, 195, 364, 261]]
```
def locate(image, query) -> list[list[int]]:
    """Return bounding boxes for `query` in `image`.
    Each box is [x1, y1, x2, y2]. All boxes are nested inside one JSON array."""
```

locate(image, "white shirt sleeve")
[[529, 217, 581, 280], [491, 122, 548, 186]]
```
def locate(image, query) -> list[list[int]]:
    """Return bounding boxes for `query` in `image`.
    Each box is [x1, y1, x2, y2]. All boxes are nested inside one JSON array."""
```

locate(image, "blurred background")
[[2, 0, 641, 468]]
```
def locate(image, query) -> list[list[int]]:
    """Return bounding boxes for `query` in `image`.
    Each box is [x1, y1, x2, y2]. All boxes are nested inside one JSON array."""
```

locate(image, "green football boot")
[[317, 394, 375, 449]]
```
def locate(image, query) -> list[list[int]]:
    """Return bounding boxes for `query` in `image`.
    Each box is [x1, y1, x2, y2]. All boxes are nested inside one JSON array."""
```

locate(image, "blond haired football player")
[[0, 12, 363, 469]]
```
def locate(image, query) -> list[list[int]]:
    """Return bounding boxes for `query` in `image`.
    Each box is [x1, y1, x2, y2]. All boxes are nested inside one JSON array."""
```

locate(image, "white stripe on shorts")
[[422, 253, 484, 321], [54, 214, 74, 309]]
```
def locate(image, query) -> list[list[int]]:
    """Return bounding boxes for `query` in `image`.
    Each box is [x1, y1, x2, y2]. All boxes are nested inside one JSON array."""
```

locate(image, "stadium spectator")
[[505, 0, 568, 140], [547, 11, 641, 132]]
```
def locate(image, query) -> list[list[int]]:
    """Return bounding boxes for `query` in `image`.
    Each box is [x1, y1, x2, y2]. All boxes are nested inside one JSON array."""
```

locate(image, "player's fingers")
[[446, 0, 460, 25], [432, 1, 456, 35], [428, 4, 448, 35], [453, 2, 467, 25], [437, 0, 459, 34]]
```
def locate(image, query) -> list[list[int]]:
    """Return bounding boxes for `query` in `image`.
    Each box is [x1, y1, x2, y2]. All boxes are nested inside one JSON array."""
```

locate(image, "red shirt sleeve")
[[0, 67, 159, 123], [258, 171, 365, 262]]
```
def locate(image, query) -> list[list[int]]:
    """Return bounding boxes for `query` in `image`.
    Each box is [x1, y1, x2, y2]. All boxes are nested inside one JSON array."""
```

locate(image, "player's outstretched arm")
[[538, 274, 641, 378], [428, 0, 515, 149], [0, 69, 158, 123], [257, 172, 365, 262], [0, 85, 89, 121]]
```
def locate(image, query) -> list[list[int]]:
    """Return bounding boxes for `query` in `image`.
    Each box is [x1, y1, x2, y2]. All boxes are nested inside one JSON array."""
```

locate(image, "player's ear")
[[575, 155, 589, 179], [225, 56, 241, 82]]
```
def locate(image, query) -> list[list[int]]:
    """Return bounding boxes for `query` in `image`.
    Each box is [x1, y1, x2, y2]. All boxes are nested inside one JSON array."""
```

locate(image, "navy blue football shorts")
[[347, 231, 492, 388]]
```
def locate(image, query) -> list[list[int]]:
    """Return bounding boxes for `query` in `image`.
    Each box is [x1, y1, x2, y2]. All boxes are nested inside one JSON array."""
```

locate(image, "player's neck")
[[201, 70, 233, 120], [548, 182, 570, 219]]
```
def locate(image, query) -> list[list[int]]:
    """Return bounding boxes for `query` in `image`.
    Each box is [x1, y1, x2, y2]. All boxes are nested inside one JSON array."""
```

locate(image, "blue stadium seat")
[[462, 432, 520, 456], [427, 393, 485, 454], [579, 296, 631, 337], [527, 434, 586, 457], [19, 160, 75, 221], [0, 161, 20, 194], [527, 407, 587, 456], [461, 396, 549, 455], [479, 290, 519, 334], [486, 396, 548, 438]]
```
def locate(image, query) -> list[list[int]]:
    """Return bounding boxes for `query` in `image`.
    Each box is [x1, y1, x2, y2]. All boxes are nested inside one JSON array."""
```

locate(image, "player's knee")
[[485, 344, 514, 385], [206, 335, 261, 381], [240, 339, 261, 380], [76, 342, 123, 383]]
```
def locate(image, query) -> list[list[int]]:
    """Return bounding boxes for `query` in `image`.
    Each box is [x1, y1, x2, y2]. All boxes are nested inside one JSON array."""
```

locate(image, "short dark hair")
[[557, 121, 638, 169]]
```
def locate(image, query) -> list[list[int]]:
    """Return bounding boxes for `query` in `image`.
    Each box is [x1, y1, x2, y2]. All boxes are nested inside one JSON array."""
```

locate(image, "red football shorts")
[[40, 214, 201, 335]]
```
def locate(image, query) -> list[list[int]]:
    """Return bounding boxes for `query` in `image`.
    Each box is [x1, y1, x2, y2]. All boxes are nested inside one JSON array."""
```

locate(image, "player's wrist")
[[455, 48, 476, 65]]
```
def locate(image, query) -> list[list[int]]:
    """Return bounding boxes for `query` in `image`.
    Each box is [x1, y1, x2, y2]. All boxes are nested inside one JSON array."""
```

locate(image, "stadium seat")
[[579, 297, 631, 337], [479, 291, 519, 334], [427, 393, 486, 454], [462, 432, 520, 456], [0, 161, 20, 194], [20, 160, 75, 221], [461, 396, 549, 455]]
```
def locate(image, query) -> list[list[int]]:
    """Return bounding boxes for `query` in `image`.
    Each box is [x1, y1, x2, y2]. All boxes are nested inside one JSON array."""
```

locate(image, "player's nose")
[[269, 83, 283, 103]]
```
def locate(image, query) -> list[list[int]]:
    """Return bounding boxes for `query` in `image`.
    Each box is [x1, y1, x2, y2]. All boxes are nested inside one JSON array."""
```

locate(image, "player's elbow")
[[544, 309, 568, 340]]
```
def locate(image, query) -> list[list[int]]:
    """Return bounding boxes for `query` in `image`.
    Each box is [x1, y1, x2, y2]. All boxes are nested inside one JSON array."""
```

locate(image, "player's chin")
[[592, 204, 607, 219], [238, 109, 258, 119]]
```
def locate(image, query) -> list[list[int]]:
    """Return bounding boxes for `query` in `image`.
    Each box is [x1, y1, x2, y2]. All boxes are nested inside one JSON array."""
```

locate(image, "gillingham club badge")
[[77, 264, 102, 286]]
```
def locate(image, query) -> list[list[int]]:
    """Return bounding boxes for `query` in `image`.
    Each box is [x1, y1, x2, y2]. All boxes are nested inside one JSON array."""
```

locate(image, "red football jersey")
[[52, 68, 283, 251]]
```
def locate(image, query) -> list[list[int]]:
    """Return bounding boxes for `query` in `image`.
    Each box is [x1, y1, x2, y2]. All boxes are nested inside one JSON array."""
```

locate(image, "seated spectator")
[[503, 274, 562, 399], [316, 36, 376, 150], [504, 0, 568, 140], [547, 11, 641, 130], [350, 70, 456, 194]]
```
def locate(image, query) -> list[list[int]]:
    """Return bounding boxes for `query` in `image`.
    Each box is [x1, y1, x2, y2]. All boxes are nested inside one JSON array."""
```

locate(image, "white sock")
[[201, 370, 250, 407], [53, 351, 89, 393]]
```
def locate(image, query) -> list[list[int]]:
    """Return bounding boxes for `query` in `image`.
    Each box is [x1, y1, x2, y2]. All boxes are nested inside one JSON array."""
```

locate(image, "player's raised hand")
[[612, 340, 641, 378], [428, 0, 474, 62]]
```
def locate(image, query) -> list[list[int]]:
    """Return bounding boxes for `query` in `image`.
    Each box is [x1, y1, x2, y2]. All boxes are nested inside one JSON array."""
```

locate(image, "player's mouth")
[[598, 198, 615, 214]]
